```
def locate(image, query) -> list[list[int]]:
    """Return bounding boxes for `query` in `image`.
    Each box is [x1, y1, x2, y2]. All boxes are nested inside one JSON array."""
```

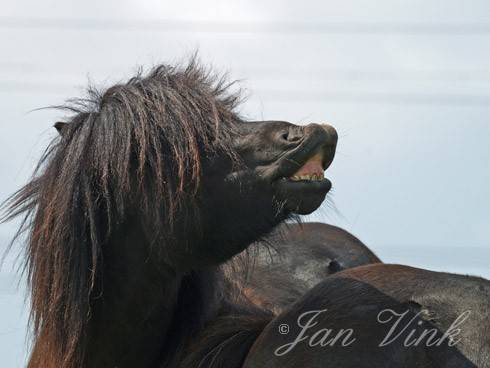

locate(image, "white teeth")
[[289, 173, 324, 181]]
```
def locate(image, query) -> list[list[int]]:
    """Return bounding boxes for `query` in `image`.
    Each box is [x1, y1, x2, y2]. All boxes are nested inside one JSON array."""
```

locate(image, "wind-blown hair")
[[1, 60, 242, 367]]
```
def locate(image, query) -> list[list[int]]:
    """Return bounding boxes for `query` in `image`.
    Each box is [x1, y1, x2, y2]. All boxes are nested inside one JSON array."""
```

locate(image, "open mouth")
[[288, 152, 327, 182], [278, 144, 334, 187], [238, 121, 337, 215], [272, 143, 335, 215]]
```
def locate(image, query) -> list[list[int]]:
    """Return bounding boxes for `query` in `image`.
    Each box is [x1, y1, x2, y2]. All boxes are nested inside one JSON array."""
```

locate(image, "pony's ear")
[[54, 122, 67, 136]]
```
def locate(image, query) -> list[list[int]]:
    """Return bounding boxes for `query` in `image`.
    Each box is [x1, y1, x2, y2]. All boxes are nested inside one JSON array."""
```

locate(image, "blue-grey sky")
[[1, 1, 490, 366]]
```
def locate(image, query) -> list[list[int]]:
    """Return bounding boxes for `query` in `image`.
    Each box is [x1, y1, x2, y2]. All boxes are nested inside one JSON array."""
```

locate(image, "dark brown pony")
[[2, 60, 489, 368], [228, 222, 381, 313]]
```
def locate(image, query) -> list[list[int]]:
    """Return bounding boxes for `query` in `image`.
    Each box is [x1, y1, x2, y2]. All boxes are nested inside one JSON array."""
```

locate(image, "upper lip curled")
[[272, 143, 334, 182]]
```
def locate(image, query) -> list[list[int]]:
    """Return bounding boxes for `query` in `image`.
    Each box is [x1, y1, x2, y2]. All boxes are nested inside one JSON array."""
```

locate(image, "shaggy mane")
[[1, 60, 243, 367]]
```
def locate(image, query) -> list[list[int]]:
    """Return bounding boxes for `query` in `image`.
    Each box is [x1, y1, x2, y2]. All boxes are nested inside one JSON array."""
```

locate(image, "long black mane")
[[1, 60, 245, 367]]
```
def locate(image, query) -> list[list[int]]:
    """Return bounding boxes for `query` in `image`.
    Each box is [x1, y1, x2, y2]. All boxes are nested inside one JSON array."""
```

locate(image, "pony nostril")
[[282, 130, 302, 143]]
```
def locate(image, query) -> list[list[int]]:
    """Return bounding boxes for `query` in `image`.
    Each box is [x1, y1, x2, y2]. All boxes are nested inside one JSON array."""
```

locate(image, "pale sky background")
[[1, 1, 490, 366]]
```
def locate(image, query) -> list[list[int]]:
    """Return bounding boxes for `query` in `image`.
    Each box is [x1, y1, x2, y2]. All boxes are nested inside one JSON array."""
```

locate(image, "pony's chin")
[[273, 177, 332, 215]]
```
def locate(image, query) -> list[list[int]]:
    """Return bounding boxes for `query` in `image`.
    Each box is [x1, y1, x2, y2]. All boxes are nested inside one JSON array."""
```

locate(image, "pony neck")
[[84, 220, 183, 367]]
